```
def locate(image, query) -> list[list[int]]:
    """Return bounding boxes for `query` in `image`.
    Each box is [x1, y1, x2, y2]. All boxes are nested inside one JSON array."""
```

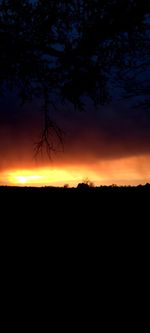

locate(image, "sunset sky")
[[0, 1, 149, 187], [0, 92, 150, 187]]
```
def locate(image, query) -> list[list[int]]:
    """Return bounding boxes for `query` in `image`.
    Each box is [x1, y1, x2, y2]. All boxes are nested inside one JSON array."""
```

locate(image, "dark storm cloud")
[[57, 103, 150, 163], [0, 93, 41, 169], [0, 91, 150, 169]]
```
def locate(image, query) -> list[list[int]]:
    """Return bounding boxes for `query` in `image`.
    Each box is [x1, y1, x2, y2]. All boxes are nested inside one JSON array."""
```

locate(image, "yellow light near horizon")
[[16, 176, 27, 184], [15, 175, 42, 184], [6, 168, 82, 186], [1, 154, 150, 187]]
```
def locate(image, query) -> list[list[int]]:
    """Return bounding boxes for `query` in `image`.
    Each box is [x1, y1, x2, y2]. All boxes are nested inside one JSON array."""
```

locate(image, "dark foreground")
[[0, 183, 149, 215], [0, 184, 149, 292], [1, 183, 150, 196], [0, 183, 149, 250], [1, 183, 150, 193]]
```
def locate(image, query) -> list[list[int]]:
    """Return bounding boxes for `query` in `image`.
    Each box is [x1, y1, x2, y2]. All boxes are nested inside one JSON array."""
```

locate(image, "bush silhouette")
[[77, 183, 90, 190]]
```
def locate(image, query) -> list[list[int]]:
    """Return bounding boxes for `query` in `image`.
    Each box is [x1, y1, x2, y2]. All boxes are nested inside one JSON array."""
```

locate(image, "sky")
[[0, 1, 149, 187], [0, 91, 150, 187]]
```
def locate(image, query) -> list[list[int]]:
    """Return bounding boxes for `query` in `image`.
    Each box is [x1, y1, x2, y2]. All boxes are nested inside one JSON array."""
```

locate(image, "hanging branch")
[[34, 87, 64, 158]]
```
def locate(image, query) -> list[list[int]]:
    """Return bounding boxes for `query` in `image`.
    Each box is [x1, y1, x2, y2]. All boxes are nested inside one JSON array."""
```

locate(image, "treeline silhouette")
[[0, 183, 150, 194], [0, 183, 149, 226]]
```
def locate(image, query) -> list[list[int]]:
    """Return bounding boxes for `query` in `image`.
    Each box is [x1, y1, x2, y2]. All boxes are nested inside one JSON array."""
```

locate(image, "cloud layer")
[[0, 94, 150, 185]]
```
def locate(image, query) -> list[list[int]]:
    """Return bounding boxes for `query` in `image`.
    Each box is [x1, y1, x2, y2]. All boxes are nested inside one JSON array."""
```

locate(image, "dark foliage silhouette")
[[0, 0, 149, 152], [77, 182, 90, 190]]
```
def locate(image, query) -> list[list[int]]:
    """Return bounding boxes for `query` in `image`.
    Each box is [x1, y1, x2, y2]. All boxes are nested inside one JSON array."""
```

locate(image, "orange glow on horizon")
[[5, 168, 84, 187], [0, 154, 150, 187]]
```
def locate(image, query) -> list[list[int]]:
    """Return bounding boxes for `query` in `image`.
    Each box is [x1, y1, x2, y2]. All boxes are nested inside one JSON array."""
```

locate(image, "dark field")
[[1, 183, 150, 196], [1, 183, 149, 218], [0, 184, 149, 279]]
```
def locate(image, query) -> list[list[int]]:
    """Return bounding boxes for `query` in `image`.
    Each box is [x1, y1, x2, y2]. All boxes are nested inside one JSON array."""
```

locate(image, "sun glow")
[[5, 168, 83, 186], [15, 175, 42, 184], [1, 154, 150, 187]]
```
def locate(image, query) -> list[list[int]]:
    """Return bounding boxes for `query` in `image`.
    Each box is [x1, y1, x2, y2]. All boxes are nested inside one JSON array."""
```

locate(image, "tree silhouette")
[[0, 0, 149, 152]]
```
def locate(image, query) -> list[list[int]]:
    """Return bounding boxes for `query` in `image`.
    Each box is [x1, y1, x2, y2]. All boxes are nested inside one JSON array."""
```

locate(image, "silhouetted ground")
[[1, 183, 149, 218], [0, 183, 149, 287], [1, 182, 150, 197]]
